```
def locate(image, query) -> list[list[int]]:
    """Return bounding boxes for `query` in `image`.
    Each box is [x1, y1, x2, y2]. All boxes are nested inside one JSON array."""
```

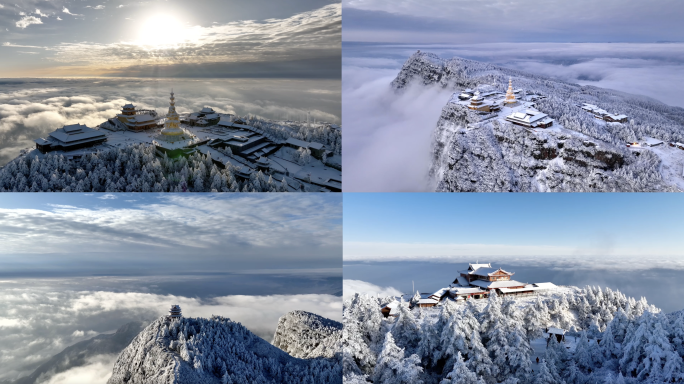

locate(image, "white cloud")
[[50, 4, 340, 68], [44, 354, 116, 384], [94, 5, 105, 10], [0, 194, 341, 259], [62, 7, 83, 16], [342, 66, 451, 191], [97, 193, 118, 200], [2, 42, 46, 48], [57, 16, 62, 21], [35, 9, 48, 17], [343, 279, 402, 300], [15, 15, 43, 29]]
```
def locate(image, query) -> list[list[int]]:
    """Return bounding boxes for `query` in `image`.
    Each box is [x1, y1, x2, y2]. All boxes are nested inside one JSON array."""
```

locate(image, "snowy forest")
[[108, 315, 341, 384], [240, 115, 342, 157], [0, 144, 289, 192], [391, 51, 684, 192], [343, 286, 684, 384]]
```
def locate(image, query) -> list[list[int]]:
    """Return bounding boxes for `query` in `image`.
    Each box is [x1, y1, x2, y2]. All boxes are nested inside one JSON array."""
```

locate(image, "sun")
[[137, 15, 186, 48]]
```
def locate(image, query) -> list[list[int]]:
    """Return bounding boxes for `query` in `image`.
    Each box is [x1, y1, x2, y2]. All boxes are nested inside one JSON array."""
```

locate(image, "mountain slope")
[[108, 315, 341, 384], [392, 51, 684, 192], [5, 322, 144, 384], [273, 310, 342, 359]]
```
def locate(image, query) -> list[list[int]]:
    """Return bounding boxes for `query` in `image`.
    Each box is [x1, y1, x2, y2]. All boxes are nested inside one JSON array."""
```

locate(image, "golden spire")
[[505, 77, 517, 105], [161, 90, 183, 137]]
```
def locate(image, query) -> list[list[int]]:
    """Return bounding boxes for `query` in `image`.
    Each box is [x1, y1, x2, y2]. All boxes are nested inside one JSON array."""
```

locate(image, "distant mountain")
[[5, 322, 144, 384], [273, 310, 342, 359], [392, 51, 684, 192], [108, 315, 341, 384]]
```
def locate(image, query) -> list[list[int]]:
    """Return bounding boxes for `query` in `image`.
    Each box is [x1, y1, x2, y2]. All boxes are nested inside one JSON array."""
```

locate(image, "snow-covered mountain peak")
[[108, 315, 341, 384]]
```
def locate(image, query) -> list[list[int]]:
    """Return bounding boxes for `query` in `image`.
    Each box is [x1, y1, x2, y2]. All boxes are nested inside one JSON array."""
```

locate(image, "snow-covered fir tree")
[[343, 285, 683, 384]]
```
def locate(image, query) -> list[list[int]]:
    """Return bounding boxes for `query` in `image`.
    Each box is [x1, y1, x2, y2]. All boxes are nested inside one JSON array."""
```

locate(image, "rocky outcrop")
[[272, 310, 342, 359]]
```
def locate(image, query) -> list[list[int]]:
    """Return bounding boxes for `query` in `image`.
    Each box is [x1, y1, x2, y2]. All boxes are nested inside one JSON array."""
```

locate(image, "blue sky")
[[0, 193, 343, 276], [344, 193, 684, 264], [0, 0, 340, 77]]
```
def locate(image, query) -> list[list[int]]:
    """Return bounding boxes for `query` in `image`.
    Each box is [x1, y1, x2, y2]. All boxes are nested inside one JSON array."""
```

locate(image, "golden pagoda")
[[152, 90, 199, 156], [160, 90, 184, 139], [504, 77, 517, 105]]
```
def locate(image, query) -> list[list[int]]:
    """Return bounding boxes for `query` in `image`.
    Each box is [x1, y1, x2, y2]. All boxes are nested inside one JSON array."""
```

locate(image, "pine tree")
[[532, 360, 555, 384], [440, 352, 484, 384]]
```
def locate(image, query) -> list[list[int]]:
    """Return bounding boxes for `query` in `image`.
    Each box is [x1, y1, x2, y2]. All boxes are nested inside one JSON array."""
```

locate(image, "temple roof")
[[469, 279, 525, 289], [49, 124, 106, 144], [460, 266, 513, 276]]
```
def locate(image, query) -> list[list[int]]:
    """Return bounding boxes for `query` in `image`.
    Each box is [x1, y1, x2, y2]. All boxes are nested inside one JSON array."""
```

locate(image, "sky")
[[0, 193, 342, 274], [0, 193, 342, 383], [342, 0, 684, 44], [344, 193, 684, 267], [0, 0, 341, 78]]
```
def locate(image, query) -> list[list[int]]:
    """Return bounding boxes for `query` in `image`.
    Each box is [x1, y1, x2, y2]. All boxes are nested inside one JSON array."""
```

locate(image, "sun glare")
[[137, 15, 186, 48]]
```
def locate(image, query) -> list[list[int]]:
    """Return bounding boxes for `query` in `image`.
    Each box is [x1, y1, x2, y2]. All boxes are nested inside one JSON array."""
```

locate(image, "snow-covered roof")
[[429, 288, 448, 299], [468, 263, 491, 270], [382, 301, 402, 315], [200, 107, 215, 113], [643, 137, 663, 146], [49, 124, 106, 144], [505, 109, 550, 125], [34, 137, 51, 145], [123, 103, 135, 109], [455, 276, 469, 286], [418, 298, 439, 305], [469, 280, 526, 289], [286, 137, 324, 150], [546, 327, 566, 335], [449, 287, 486, 295], [533, 282, 558, 290], [460, 266, 513, 277], [203, 113, 219, 120]]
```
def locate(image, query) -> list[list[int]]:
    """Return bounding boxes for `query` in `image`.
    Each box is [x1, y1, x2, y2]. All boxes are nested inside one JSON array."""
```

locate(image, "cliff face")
[[108, 315, 341, 384], [393, 51, 683, 192], [272, 310, 342, 359]]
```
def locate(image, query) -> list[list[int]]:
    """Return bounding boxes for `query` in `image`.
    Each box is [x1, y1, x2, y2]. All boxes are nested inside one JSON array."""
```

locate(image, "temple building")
[[504, 77, 517, 105], [34, 123, 107, 153], [152, 91, 201, 157], [116, 103, 158, 131], [467, 92, 501, 113], [580, 103, 628, 123], [505, 109, 554, 128], [184, 107, 221, 127], [408, 263, 558, 308], [169, 304, 182, 319]]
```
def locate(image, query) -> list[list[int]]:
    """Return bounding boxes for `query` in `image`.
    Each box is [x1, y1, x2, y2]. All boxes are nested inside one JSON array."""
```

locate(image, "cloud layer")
[[342, 279, 401, 300], [0, 280, 341, 382]]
